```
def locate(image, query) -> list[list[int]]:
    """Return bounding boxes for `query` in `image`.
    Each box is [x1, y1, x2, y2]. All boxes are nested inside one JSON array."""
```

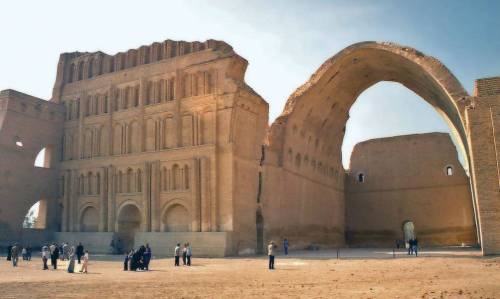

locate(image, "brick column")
[[466, 97, 500, 255], [107, 165, 116, 232], [99, 167, 108, 232], [150, 161, 161, 232], [61, 170, 72, 232], [70, 169, 79, 232], [200, 157, 211, 232], [192, 158, 201, 232]]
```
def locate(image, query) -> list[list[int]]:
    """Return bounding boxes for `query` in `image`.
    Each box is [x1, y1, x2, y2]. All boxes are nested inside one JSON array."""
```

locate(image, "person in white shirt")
[[268, 241, 276, 270], [41, 245, 50, 270], [174, 243, 181, 266]]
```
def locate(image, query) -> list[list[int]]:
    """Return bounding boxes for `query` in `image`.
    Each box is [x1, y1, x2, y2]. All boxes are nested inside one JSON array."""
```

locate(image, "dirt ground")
[[0, 250, 499, 299]]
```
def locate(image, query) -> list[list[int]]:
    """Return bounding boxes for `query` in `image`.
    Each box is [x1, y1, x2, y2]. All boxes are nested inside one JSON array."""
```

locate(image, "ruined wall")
[[51, 39, 268, 255], [2, 39, 499, 255], [261, 42, 490, 252], [262, 105, 346, 250], [346, 133, 477, 247], [0, 90, 64, 245], [466, 77, 500, 255]]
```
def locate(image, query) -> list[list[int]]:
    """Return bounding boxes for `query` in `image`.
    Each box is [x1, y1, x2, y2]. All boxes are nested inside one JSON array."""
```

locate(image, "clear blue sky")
[[2, 0, 499, 168]]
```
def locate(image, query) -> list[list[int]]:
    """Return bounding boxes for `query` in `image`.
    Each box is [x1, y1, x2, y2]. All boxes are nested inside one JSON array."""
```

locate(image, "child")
[[80, 250, 89, 274]]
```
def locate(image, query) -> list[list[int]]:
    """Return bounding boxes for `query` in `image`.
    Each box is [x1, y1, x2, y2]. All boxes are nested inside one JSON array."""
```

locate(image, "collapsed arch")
[[272, 42, 470, 170], [264, 41, 475, 249]]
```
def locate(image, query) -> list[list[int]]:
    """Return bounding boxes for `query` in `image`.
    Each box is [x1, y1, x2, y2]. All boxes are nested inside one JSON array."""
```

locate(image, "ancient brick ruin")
[[0, 40, 498, 255]]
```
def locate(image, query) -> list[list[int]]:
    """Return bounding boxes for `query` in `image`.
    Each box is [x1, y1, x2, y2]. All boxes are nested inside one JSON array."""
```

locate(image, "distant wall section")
[[346, 133, 477, 247]]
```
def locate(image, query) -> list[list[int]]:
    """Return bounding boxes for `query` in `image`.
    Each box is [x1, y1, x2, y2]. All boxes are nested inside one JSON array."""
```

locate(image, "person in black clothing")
[[131, 249, 142, 271], [413, 238, 419, 257], [137, 245, 146, 270], [50, 244, 60, 269], [6, 245, 12, 261], [144, 244, 152, 270], [408, 239, 415, 255], [26, 246, 32, 261], [76, 242, 84, 264]]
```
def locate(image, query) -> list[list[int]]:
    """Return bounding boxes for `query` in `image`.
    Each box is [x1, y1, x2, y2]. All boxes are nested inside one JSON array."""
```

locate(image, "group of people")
[[174, 243, 192, 266], [6, 237, 288, 272], [124, 242, 194, 270], [124, 244, 152, 271], [6, 244, 33, 266], [5, 242, 89, 273], [41, 242, 89, 273]]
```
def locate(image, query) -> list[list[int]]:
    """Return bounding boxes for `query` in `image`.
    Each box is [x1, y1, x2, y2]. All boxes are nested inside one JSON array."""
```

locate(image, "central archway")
[[264, 41, 477, 250], [116, 203, 142, 253]]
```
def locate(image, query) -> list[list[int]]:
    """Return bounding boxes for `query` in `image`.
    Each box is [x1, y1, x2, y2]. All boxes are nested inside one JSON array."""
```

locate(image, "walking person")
[[22, 247, 27, 261], [182, 243, 187, 266], [80, 250, 89, 274], [268, 241, 276, 270], [186, 243, 192, 266], [26, 246, 32, 261], [49, 243, 59, 269], [76, 242, 84, 264], [174, 243, 181, 266], [11, 244, 20, 267], [283, 238, 289, 255], [41, 245, 50, 270]]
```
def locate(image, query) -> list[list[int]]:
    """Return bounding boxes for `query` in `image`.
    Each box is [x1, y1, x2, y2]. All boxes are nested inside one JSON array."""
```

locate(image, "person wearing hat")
[[268, 241, 276, 270]]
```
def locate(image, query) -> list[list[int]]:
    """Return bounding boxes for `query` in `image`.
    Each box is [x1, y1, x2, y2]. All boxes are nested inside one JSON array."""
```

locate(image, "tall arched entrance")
[[263, 41, 499, 254], [403, 221, 415, 248], [116, 204, 142, 253]]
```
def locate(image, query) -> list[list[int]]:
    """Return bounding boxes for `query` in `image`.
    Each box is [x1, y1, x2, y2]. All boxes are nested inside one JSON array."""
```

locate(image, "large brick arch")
[[262, 41, 483, 251], [269, 41, 470, 165]]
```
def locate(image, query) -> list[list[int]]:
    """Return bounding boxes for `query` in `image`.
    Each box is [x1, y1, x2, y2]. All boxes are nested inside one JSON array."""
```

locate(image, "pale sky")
[[2, 0, 499, 168]]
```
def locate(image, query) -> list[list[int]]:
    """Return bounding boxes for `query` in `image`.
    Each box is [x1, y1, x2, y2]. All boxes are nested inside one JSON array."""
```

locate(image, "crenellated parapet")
[[474, 76, 500, 97], [52, 39, 233, 94]]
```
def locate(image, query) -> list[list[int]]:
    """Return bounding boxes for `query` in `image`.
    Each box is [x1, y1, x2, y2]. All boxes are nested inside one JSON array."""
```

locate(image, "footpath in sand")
[[0, 248, 498, 299]]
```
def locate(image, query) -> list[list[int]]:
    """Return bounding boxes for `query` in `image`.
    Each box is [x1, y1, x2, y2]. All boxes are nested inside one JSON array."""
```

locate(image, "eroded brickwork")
[[0, 40, 499, 255]]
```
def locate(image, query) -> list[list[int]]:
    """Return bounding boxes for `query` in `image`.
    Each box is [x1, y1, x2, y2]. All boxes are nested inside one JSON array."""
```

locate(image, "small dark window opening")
[[358, 173, 365, 183]]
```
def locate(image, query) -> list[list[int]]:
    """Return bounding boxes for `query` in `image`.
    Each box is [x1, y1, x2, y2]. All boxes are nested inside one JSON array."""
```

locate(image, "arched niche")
[[80, 206, 99, 232], [161, 203, 190, 232]]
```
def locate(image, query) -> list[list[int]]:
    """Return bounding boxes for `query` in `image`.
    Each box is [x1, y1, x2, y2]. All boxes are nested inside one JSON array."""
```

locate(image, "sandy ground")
[[0, 249, 499, 299]]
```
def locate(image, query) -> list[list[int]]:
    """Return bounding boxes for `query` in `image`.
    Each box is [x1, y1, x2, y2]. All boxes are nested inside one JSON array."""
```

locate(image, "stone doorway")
[[117, 204, 141, 253], [403, 221, 415, 248]]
